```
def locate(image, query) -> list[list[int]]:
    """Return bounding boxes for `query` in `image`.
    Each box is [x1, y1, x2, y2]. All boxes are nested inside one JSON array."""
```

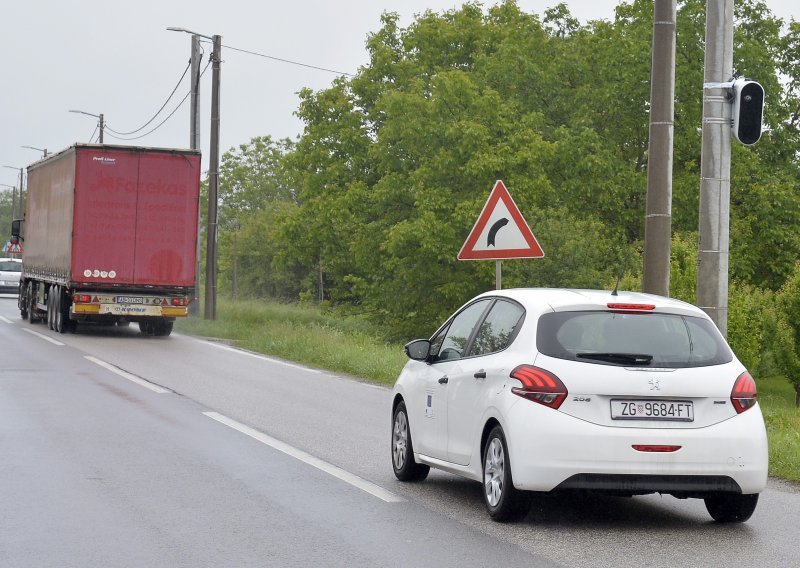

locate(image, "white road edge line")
[[203, 411, 404, 504], [84, 356, 170, 394], [22, 328, 65, 346], [0, 316, 13, 324], [202, 340, 323, 374]]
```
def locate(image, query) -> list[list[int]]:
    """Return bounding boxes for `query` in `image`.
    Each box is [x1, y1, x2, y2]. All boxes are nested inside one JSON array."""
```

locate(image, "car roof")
[[476, 288, 705, 318]]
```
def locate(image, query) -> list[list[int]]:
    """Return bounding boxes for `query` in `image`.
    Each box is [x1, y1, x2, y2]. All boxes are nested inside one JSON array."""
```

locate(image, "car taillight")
[[607, 303, 656, 311], [731, 371, 757, 414], [509, 365, 568, 410], [632, 445, 682, 453]]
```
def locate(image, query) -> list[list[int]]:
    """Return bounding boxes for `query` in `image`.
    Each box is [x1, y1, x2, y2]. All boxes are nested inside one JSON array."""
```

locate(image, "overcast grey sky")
[[1, 0, 797, 185]]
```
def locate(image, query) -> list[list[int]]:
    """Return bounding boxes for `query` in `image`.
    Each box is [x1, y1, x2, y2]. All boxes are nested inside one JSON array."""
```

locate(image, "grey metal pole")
[[99, 114, 105, 144], [205, 34, 222, 320], [495, 260, 502, 290], [190, 34, 202, 316], [697, 0, 734, 337], [643, 0, 677, 297]]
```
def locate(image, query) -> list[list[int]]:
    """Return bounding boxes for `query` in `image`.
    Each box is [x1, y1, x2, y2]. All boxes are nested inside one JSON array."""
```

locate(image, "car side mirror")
[[404, 339, 431, 361]]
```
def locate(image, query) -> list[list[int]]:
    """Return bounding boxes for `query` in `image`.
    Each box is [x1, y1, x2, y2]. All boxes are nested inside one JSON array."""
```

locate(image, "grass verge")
[[176, 299, 407, 386], [177, 299, 800, 483]]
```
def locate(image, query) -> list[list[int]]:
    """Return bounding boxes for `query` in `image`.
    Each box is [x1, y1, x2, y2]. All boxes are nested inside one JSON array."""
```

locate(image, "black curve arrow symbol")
[[487, 218, 509, 247]]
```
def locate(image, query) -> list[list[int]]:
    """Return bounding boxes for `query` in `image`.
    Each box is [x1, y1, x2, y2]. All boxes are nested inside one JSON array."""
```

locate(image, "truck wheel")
[[55, 287, 67, 334], [47, 286, 55, 330], [139, 321, 154, 335], [154, 321, 174, 337], [19, 283, 28, 320], [27, 282, 41, 324]]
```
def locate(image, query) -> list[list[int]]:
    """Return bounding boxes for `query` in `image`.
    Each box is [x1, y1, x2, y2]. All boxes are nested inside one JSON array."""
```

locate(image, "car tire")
[[391, 401, 429, 482], [483, 425, 530, 522], [704, 493, 758, 523]]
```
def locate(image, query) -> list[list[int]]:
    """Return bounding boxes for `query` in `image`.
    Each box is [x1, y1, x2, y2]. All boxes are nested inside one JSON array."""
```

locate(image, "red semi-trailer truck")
[[13, 144, 201, 337]]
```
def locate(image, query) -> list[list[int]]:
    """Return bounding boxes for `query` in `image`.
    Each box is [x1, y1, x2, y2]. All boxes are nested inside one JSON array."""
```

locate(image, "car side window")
[[469, 300, 525, 357], [430, 300, 491, 363]]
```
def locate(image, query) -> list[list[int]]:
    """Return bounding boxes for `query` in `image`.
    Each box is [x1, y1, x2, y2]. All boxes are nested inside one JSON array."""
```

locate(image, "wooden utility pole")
[[642, 0, 677, 297], [205, 34, 222, 320]]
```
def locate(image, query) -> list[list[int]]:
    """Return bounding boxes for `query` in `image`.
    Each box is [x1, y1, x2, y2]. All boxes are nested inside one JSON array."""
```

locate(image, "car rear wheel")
[[391, 401, 429, 481], [483, 425, 530, 522], [704, 493, 759, 523]]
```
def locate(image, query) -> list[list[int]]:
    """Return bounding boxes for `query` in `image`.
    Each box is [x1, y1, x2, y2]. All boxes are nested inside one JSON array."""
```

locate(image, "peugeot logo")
[[648, 378, 661, 391]]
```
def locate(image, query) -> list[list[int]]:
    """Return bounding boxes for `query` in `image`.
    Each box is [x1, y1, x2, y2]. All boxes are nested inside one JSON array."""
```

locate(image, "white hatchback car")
[[0, 257, 22, 294], [390, 288, 768, 522]]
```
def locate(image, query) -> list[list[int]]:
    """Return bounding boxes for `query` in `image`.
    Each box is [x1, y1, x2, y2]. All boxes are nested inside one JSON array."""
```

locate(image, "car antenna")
[[611, 249, 632, 297]]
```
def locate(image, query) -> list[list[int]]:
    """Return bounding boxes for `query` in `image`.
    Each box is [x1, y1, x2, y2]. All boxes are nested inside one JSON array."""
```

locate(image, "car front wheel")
[[483, 425, 530, 522], [704, 493, 759, 523], [391, 401, 429, 482]]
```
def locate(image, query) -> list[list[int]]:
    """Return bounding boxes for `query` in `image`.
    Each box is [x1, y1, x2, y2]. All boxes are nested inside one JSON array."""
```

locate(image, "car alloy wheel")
[[391, 401, 429, 481], [392, 408, 409, 471], [482, 426, 530, 521]]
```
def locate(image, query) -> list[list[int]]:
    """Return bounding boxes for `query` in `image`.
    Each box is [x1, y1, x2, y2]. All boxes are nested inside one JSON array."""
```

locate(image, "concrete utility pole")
[[643, 0, 677, 297], [189, 34, 202, 316], [205, 34, 222, 320], [697, 0, 734, 337]]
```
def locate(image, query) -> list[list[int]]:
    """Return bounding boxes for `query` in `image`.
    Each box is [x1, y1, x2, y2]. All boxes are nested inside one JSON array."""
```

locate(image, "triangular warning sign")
[[458, 180, 544, 260]]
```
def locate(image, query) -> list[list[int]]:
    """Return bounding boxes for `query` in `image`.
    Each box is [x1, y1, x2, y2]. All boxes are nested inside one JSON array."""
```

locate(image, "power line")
[[105, 60, 194, 136], [104, 59, 212, 142], [222, 43, 355, 77]]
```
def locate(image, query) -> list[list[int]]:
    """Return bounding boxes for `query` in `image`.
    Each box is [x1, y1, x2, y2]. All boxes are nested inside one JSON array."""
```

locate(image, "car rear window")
[[0, 261, 21, 272], [536, 311, 733, 368]]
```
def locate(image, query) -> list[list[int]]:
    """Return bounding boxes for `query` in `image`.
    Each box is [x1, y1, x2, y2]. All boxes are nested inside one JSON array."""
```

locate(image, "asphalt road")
[[1, 294, 799, 568]]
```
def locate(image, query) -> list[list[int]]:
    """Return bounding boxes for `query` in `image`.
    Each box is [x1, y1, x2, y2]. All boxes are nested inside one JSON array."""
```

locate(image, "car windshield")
[[537, 311, 733, 368], [0, 261, 21, 272]]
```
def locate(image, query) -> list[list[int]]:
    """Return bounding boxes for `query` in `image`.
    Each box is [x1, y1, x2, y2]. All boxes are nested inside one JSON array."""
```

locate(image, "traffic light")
[[731, 78, 764, 145]]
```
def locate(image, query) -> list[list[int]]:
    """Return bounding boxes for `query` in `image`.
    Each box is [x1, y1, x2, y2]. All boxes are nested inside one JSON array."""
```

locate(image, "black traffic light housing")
[[731, 78, 764, 145]]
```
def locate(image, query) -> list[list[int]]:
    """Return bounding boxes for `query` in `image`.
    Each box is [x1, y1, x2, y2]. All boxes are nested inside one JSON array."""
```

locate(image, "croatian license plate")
[[611, 400, 694, 421], [116, 296, 144, 304]]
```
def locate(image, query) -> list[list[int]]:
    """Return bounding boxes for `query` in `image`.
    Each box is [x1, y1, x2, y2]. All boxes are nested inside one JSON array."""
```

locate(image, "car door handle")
[[438, 376, 449, 384], [474, 370, 487, 379]]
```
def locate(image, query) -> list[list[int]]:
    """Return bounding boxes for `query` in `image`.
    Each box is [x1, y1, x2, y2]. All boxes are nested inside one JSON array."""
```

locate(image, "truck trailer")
[[13, 144, 201, 337]]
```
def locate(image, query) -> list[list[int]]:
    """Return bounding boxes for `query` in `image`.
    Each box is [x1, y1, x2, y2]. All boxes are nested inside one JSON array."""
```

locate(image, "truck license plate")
[[116, 296, 144, 304], [611, 400, 694, 421]]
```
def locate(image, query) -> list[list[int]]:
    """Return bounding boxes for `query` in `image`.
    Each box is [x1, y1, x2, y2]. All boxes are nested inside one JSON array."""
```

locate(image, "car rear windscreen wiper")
[[575, 352, 653, 365]]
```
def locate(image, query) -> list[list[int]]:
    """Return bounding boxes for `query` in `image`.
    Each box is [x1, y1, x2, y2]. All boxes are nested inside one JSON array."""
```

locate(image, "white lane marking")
[[22, 328, 65, 346], [202, 340, 322, 374], [84, 356, 170, 394], [203, 411, 403, 503], [0, 316, 13, 324]]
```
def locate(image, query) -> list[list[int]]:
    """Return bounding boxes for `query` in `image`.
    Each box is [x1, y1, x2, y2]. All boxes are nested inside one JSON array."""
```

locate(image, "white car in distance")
[[390, 288, 768, 522], [0, 257, 22, 294]]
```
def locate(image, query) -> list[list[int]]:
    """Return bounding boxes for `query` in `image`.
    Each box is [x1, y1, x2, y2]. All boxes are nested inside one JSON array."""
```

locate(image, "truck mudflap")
[[71, 292, 190, 318]]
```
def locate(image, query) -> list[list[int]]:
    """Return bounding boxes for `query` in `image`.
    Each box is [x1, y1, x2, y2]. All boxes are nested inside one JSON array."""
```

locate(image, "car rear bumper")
[[505, 402, 768, 495]]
